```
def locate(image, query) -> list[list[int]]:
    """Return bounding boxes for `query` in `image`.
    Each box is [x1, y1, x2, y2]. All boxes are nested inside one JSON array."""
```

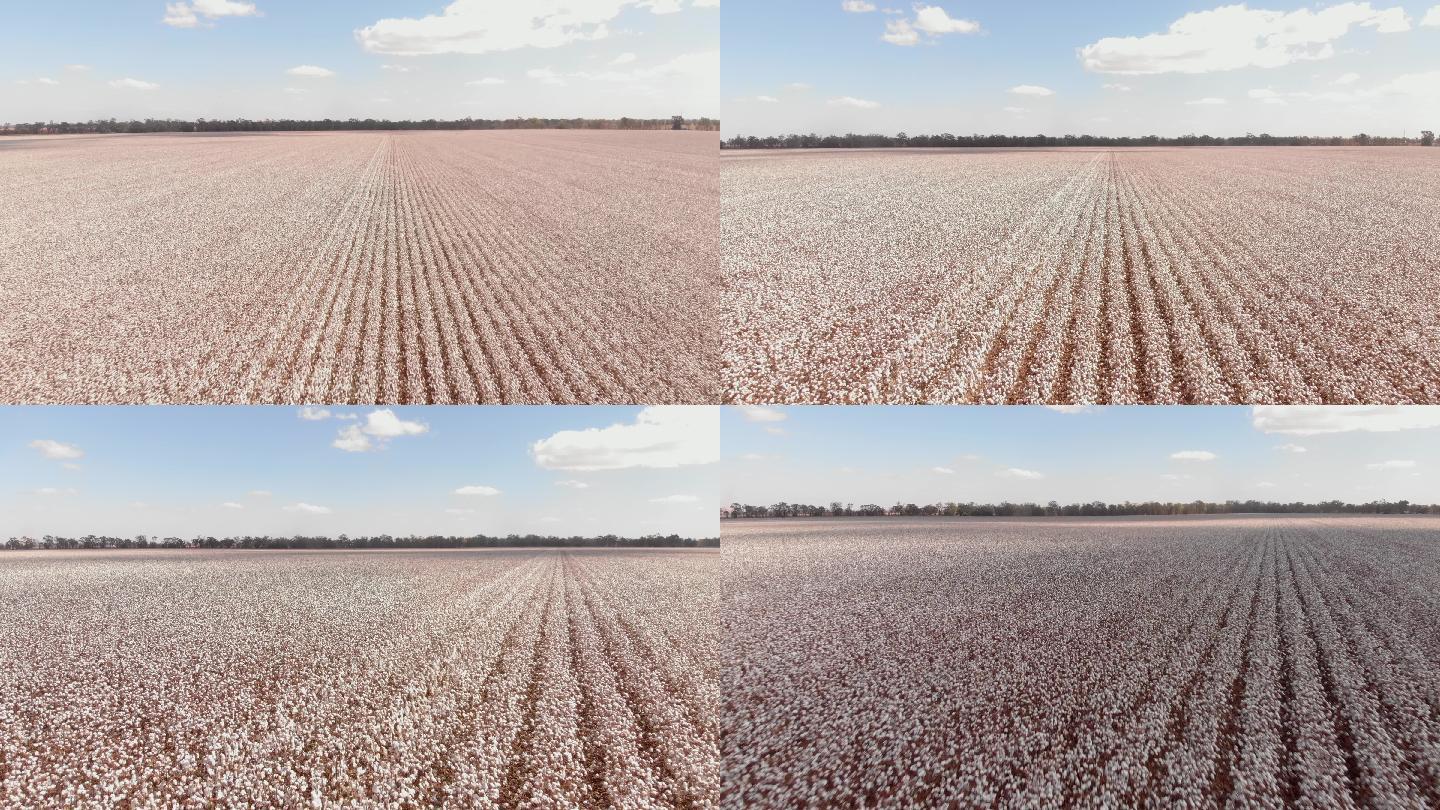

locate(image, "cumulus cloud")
[[1103, 82, 1132, 91], [1252, 406, 1440, 435], [109, 78, 159, 90], [932, 466, 956, 475], [1334, 71, 1360, 85], [65, 64, 91, 72], [611, 52, 637, 64], [1371, 70, 1440, 99], [34, 487, 78, 496], [1186, 97, 1228, 105], [649, 494, 699, 503], [754, 95, 779, 102], [1257, 481, 1277, 488], [288, 65, 336, 78], [1160, 473, 1193, 481], [467, 77, 506, 85], [828, 95, 880, 108], [29, 439, 84, 460], [1276, 443, 1308, 453], [1010, 84, 1054, 96], [1365, 459, 1416, 470], [1079, 3, 1409, 75], [531, 406, 718, 471], [284, 502, 332, 514], [163, 0, 258, 27], [785, 82, 812, 90], [555, 480, 590, 489], [221, 502, 243, 509], [333, 409, 429, 452], [1171, 450, 1218, 461], [1424, 5, 1440, 25], [842, 0, 877, 10], [737, 405, 786, 422], [380, 64, 413, 72], [1248, 88, 1285, 103], [913, 4, 980, 34], [569, 51, 717, 87], [355, 0, 700, 55], [298, 406, 331, 420], [454, 485, 501, 496], [997, 467, 1044, 480]]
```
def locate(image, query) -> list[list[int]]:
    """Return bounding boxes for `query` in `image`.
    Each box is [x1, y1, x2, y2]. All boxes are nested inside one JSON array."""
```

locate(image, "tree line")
[[722, 131, 1435, 149], [724, 500, 1440, 518], [2, 533, 719, 551], [1, 116, 720, 136]]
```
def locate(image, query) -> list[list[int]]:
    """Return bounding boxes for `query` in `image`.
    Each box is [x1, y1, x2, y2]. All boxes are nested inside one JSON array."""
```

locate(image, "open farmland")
[[723, 147, 1440, 404], [0, 130, 718, 404], [0, 548, 719, 808], [724, 516, 1440, 807]]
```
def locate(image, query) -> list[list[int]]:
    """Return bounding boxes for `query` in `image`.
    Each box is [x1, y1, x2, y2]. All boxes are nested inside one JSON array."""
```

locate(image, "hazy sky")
[[722, 405, 1440, 507], [1, 0, 718, 122], [3, 406, 719, 539], [724, 0, 1440, 136]]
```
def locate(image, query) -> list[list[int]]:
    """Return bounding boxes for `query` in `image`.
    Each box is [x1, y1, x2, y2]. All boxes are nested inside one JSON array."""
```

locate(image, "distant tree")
[[1423, 130, 1436, 147], [672, 115, 685, 130]]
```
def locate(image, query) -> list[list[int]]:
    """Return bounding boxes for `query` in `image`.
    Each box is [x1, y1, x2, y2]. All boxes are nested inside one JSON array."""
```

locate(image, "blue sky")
[[723, 405, 1440, 506], [1, 0, 718, 122], [724, 0, 1440, 136], [2, 406, 718, 539]]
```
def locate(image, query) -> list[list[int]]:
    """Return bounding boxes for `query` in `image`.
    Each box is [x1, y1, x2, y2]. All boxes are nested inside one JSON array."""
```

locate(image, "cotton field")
[[0, 548, 720, 808], [723, 515, 1440, 807], [0, 130, 718, 404], [723, 147, 1440, 404]]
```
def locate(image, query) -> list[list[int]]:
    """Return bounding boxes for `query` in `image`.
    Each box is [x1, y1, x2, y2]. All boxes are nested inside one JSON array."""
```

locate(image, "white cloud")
[[1171, 450, 1217, 461], [1334, 71, 1360, 85], [467, 77, 506, 85], [555, 480, 590, 489], [842, 0, 877, 10], [284, 502, 332, 514], [454, 485, 501, 496], [1160, 473, 1193, 481], [1371, 70, 1440, 99], [611, 52, 637, 64], [65, 64, 90, 72], [997, 467, 1044, 480], [298, 407, 331, 420], [932, 466, 956, 474], [693, 0, 718, 7], [29, 439, 84, 460], [1365, 459, 1416, 470], [1010, 84, 1054, 96], [109, 78, 159, 90], [755, 95, 779, 103], [356, 0, 695, 56], [1252, 406, 1440, 435], [333, 409, 429, 452], [1276, 443, 1308, 453], [283, 88, 307, 95], [531, 406, 718, 471], [34, 487, 78, 496], [163, 0, 258, 27], [221, 502, 243, 509], [828, 95, 880, 108], [737, 405, 786, 422], [1186, 97, 1227, 105], [1257, 481, 1277, 488], [1045, 405, 1093, 413], [445, 508, 476, 515], [1248, 87, 1282, 99], [248, 490, 271, 497], [287, 65, 336, 78], [1103, 82, 1132, 91], [62, 463, 82, 471], [569, 50, 717, 89], [1080, 3, 1410, 75], [913, 5, 980, 34], [162, 2, 200, 27], [881, 18, 919, 45], [381, 64, 413, 72], [785, 82, 812, 90], [649, 494, 699, 503], [528, 67, 566, 86], [1424, 5, 1440, 25], [1002, 106, 1028, 114]]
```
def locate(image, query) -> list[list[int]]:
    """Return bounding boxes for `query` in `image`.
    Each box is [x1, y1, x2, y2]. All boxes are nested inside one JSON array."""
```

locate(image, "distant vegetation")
[[1, 115, 719, 135], [723, 131, 1430, 149], [724, 500, 1440, 518], [2, 533, 719, 550]]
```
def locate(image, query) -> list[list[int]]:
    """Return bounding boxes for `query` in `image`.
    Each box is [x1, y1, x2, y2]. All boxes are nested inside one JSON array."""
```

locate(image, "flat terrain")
[[0, 130, 718, 403], [0, 548, 719, 807], [724, 516, 1440, 807], [723, 147, 1440, 404]]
